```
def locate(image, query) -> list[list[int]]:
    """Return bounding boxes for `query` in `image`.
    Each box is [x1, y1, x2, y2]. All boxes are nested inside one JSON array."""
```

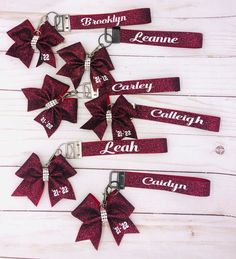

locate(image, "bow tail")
[[12, 178, 44, 206], [48, 177, 76, 207], [36, 44, 56, 67], [90, 67, 115, 92], [75, 221, 102, 250], [109, 217, 139, 246], [112, 120, 138, 140], [34, 109, 62, 137]]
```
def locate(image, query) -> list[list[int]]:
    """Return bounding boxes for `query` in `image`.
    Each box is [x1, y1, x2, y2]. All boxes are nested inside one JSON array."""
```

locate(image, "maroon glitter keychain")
[[6, 8, 151, 67], [104, 27, 203, 48], [81, 94, 221, 140], [71, 170, 210, 249]]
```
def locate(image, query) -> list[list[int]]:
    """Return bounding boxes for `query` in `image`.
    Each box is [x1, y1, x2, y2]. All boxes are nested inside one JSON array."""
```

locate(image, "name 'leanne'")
[[130, 32, 179, 44]]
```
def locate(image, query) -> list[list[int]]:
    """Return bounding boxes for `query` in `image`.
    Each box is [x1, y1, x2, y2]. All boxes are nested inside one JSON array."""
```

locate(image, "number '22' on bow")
[[6, 20, 64, 67], [12, 153, 77, 206], [72, 190, 139, 249]]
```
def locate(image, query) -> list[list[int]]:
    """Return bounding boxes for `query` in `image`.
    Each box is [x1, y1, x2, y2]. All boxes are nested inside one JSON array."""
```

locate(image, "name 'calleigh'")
[[130, 32, 179, 44], [112, 81, 153, 93], [81, 15, 127, 27], [100, 141, 140, 155], [142, 177, 187, 192], [151, 109, 204, 126]]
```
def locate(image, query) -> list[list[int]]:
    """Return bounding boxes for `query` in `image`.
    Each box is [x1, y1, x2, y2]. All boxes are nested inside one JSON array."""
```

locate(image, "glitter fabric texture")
[[22, 75, 78, 137], [57, 42, 114, 90], [124, 171, 210, 196], [81, 94, 137, 140], [6, 20, 64, 67], [71, 190, 139, 250], [12, 153, 77, 206]]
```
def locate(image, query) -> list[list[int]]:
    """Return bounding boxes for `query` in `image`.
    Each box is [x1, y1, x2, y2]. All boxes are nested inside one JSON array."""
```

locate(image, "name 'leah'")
[[81, 15, 127, 27], [112, 81, 153, 93], [130, 32, 179, 44], [142, 177, 187, 192], [151, 109, 204, 126], [100, 141, 140, 155]]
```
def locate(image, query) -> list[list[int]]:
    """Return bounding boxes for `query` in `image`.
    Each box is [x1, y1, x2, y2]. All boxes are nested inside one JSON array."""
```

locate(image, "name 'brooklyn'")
[[81, 15, 127, 27]]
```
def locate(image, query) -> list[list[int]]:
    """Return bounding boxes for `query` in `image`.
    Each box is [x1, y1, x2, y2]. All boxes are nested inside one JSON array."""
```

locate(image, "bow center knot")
[[45, 99, 59, 109], [43, 168, 49, 182], [106, 110, 112, 122], [31, 35, 40, 50], [100, 207, 108, 223], [84, 54, 91, 71]]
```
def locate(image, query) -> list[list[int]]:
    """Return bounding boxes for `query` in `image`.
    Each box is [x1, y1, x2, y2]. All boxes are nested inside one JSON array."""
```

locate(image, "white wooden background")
[[0, 0, 236, 258]]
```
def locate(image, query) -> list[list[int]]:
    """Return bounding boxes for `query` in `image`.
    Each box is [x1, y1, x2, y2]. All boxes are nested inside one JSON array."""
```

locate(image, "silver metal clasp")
[[81, 82, 99, 99], [109, 171, 125, 190], [54, 14, 71, 32], [64, 141, 82, 159]]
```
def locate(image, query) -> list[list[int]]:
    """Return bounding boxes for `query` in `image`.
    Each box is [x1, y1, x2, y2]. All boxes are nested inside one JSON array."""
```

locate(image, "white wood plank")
[[1, 0, 236, 18], [1, 15, 236, 57], [1, 53, 236, 96], [1, 167, 236, 216], [0, 92, 233, 136], [0, 212, 235, 259]]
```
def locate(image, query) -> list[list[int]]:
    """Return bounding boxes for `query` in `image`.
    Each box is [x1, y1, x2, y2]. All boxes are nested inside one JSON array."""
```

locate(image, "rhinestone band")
[[43, 168, 49, 182], [30, 35, 40, 50], [84, 54, 91, 71], [45, 99, 59, 109], [100, 208, 108, 223], [106, 110, 112, 122]]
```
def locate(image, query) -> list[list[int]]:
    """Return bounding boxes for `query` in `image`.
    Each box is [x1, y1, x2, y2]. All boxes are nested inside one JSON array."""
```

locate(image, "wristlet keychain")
[[22, 75, 180, 137], [12, 137, 168, 206], [6, 8, 151, 68], [81, 94, 221, 140], [72, 170, 210, 249], [103, 26, 203, 49]]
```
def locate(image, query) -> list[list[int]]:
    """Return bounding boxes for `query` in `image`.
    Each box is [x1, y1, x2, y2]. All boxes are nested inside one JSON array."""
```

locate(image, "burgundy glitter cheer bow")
[[57, 42, 114, 91], [22, 75, 78, 137], [6, 20, 64, 67], [72, 190, 139, 250], [81, 94, 137, 140], [12, 153, 77, 206]]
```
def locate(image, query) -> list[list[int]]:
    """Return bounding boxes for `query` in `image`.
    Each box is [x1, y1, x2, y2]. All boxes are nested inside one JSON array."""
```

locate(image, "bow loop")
[[15, 153, 42, 179]]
